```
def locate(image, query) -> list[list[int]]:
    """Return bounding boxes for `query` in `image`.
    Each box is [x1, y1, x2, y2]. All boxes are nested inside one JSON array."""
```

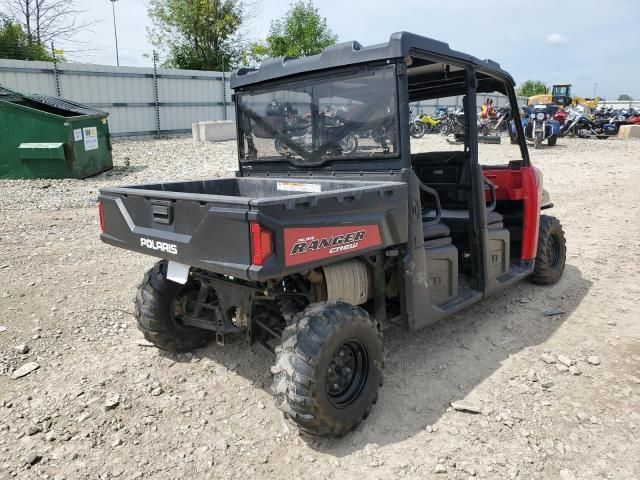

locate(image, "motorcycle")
[[358, 126, 395, 152], [439, 107, 465, 136], [519, 105, 560, 148], [593, 114, 628, 136], [627, 109, 640, 125], [554, 109, 568, 125], [559, 109, 613, 138], [417, 113, 443, 133], [272, 104, 359, 156], [433, 106, 449, 118], [479, 105, 512, 136], [409, 112, 426, 138]]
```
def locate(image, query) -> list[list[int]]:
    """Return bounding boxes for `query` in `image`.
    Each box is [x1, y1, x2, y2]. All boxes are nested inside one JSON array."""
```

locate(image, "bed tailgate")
[[98, 188, 253, 278]]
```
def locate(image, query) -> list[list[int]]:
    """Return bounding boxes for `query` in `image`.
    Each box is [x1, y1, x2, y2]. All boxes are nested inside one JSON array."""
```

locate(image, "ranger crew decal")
[[283, 225, 382, 267]]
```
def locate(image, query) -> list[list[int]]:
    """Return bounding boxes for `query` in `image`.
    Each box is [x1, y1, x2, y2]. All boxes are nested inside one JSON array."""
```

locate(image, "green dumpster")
[[0, 86, 113, 179]]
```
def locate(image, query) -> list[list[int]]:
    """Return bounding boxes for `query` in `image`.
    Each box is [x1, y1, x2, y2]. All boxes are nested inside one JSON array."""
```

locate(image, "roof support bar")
[[465, 66, 489, 292]]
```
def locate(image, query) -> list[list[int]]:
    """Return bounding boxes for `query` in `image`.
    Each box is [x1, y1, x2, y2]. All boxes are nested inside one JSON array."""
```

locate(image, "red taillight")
[[98, 201, 106, 232], [250, 222, 273, 266]]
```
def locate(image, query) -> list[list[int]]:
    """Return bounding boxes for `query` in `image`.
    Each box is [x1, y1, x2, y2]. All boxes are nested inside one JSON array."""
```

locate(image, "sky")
[[50, 0, 640, 99]]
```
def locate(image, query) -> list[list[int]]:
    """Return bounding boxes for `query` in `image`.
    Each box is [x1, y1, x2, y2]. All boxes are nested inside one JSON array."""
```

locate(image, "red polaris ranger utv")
[[98, 32, 567, 437]]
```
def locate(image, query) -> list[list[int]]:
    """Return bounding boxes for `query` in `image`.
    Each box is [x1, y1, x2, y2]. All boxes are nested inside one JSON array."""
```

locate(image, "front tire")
[[548, 135, 558, 146], [410, 121, 426, 138], [135, 261, 215, 352], [340, 134, 358, 154], [271, 301, 383, 437], [534, 131, 543, 149], [530, 215, 566, 285]]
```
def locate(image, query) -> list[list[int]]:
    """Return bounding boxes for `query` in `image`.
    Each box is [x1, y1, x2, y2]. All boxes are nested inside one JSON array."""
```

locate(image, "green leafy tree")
[[0, 15, 52, 60], [147, 0, 247, 71], [248, 1, 337, 64], [517, 80, 548, 97], [617, 94, 632, 101]]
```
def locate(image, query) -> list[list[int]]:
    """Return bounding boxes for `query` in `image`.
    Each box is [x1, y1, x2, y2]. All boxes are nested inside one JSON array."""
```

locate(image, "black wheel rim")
[[326, 339, 369, 408], [547, 232, 561, 268]]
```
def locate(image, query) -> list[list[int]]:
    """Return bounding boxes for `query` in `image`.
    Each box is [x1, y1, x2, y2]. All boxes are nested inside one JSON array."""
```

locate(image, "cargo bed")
[[99, 177, 408, 281]]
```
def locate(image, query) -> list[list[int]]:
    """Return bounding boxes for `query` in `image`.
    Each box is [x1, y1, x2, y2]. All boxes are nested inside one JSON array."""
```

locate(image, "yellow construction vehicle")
[[571, 95, 600, 110], [528, 83, 599, 109]]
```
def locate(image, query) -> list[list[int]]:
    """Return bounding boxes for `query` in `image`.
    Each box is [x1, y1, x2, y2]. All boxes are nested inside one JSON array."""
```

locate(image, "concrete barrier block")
[[618, 125, 640, 139], [192, 120, 236, 142], [191, 123, 201, 141]]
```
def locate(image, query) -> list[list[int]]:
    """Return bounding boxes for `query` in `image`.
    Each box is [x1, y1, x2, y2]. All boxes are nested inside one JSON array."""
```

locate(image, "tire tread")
[[530, 215, 566, 285], [271, 301, 382, 437], [135, 261, 213, 352]]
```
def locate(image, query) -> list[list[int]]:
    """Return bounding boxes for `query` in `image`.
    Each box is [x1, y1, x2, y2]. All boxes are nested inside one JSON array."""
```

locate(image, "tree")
[[248, 1, 337, 64], [0, 14, 52, 60], [1, 0, 93, 45], [618, 94, 632, 101], [147, 0, 248, 71], [517, 80, 548, 97]]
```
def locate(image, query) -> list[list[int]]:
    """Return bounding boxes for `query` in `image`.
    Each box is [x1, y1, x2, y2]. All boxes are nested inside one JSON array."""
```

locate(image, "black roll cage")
[[234, 51, 530, 175], [404, 49, 530, 167], [228, 34, 536, 329]]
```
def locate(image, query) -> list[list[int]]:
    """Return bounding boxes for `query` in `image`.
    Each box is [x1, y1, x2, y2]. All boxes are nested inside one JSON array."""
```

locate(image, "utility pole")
[[110, 0, 120, 66], [593, 82, 598, 98]]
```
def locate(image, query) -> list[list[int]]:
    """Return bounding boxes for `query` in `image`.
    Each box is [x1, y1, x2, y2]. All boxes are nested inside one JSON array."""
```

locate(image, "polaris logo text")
[[290, 230, 366, 256], [140, 237, 178, 255]]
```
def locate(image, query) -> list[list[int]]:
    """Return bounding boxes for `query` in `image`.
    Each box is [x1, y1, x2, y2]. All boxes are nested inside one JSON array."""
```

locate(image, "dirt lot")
[[1, 135, 639, 480]]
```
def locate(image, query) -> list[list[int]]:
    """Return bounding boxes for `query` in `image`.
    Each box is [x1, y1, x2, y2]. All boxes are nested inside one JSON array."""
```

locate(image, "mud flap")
[[166, 261, 190, 284]]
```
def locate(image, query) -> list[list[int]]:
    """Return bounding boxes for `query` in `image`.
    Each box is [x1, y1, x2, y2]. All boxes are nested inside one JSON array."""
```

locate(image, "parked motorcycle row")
[[410, 103, 640, 148], [562, 105, 640, 138], [410, 106, 463, 138]]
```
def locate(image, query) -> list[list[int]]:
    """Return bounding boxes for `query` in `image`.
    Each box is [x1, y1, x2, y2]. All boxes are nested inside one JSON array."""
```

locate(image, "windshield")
[[236, 64, 399, 166]]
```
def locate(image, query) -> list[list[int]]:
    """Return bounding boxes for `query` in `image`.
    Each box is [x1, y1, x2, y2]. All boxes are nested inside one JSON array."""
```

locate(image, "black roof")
[[0, 84, 107, 116], [0, 85, 16, 96], [231, 31, 514, 89], [28, 93, 108, 117]]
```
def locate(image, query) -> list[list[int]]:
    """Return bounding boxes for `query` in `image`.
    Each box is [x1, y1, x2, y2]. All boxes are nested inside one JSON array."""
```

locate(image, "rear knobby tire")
[[530, 215, 566, 285], [135, 260, 214, 352], [271, 301, 383, 438]]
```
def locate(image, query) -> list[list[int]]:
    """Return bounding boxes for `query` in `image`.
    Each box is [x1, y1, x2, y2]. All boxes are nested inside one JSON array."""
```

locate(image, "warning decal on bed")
[[276, 181, 321, 193]]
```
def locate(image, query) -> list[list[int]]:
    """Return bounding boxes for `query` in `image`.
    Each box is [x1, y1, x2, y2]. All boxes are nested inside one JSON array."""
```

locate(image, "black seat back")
[[411, 151, 470, 208]]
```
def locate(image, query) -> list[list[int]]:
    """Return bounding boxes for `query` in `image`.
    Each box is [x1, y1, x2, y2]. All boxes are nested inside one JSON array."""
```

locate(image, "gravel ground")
[[0, 137, 238, 211], [0, 135, 639, 480]]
